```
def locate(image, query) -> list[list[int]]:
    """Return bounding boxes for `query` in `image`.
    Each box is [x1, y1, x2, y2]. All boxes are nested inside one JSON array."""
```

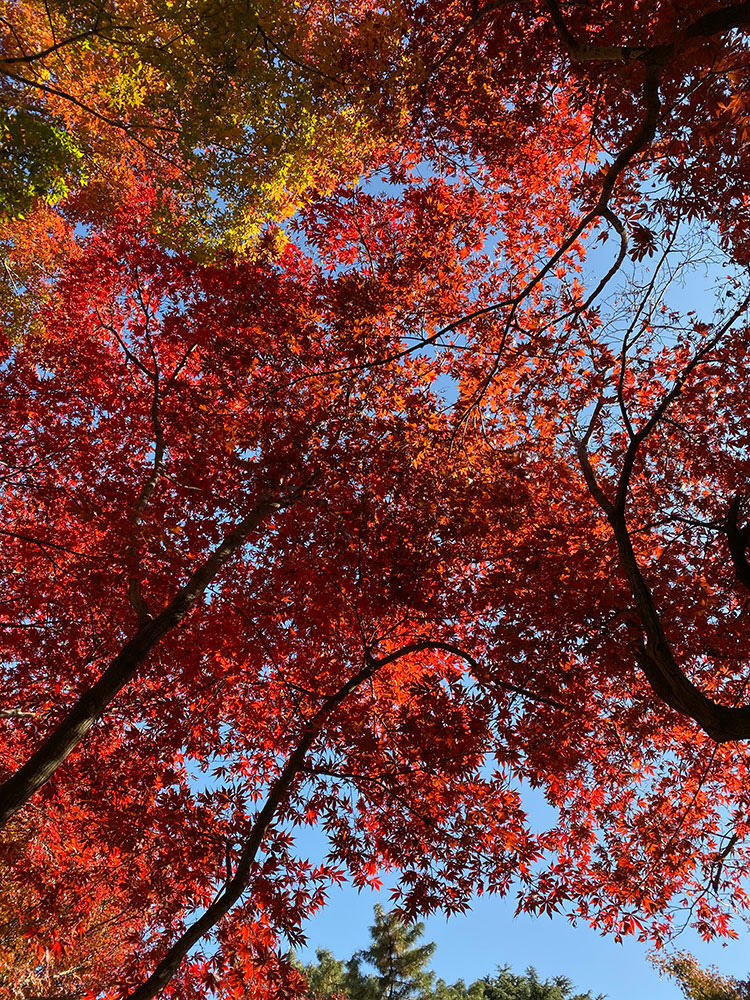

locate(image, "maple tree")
[[3, 0, 750, 998], [0, 0, 395, 237], [0, 0, 400, 338], [0, 179, 537, 998]]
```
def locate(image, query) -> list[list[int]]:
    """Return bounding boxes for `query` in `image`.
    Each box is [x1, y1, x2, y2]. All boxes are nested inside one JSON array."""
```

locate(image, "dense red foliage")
[[2, 2, 750, 998]]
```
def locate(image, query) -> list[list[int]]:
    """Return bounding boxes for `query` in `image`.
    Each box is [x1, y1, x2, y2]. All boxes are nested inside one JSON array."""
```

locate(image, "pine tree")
[[481, 967, 602, 1000], [432, 977, 486, 1000], [344, 906, 437, 1000], [300, 949, 349, 999]]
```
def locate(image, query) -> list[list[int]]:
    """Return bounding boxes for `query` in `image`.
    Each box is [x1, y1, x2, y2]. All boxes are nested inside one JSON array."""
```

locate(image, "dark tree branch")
[[0, 68, 183, 163], [722, 493, 750, 591], [614, 294, 750, 513], [544, 0, 750, 64], [0, 27, 104, 65], [0, 484, 311, 828], [372, 638, 570, 710]]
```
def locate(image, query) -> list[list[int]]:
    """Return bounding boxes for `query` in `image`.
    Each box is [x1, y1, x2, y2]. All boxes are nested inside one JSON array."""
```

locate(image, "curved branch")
[[370, 638, 570, 710], [0, 28, 104, 65], [121, 636, 472, 1000], [614, 293, 750, 512], [610, 511, 750, 742], [0, 68, 183, 163], [575, 294, 750, 740], [123, 653, 377, 1000]]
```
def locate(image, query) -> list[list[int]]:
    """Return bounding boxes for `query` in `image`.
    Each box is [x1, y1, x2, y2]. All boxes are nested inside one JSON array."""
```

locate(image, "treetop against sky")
[[2, 2, 750, 998]]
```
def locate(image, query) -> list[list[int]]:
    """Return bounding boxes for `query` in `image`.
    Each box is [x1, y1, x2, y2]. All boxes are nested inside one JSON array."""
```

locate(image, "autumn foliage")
[[2, 1, 750, 998]]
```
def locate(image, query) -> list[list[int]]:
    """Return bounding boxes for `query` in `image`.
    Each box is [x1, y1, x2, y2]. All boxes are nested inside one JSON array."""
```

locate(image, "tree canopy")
[[655, 952, 750, 1000], [2, 1, 750, 998]]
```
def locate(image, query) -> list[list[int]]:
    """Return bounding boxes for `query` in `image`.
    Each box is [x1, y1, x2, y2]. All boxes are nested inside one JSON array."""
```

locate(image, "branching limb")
[[115, 632, 568, 999], [544, 0, 750, 64], [368, 638, 570, 710], [614, 292, 750, 512], [0, 27, 105, 65], [572, 292, 750, 739]]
